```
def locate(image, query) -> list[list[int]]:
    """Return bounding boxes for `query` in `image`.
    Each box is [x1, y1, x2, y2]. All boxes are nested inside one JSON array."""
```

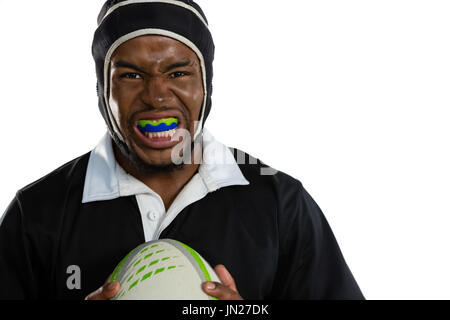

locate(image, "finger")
[[85, 279, 120, 300], [202, 281, 243, 300], [214, 264, 238, 292]]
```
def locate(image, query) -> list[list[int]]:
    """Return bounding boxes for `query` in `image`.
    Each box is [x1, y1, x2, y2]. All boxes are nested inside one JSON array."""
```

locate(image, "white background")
[[1, 0, 449, 300]]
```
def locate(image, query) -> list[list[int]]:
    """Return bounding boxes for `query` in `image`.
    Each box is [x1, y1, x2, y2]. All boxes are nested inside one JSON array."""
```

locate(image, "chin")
[[129, 148, 185, 175]]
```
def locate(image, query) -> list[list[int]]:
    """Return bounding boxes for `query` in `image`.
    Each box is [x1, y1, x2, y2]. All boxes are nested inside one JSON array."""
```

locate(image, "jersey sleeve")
[[269, 180, 364, 299], [0, 194, 39, 299]]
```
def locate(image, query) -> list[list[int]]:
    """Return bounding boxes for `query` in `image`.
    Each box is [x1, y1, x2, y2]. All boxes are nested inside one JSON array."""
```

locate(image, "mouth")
[[133, 111, 187, 150]]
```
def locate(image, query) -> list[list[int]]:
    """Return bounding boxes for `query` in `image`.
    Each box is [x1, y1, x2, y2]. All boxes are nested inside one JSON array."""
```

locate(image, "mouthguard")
[[137, 118, 179, 133]]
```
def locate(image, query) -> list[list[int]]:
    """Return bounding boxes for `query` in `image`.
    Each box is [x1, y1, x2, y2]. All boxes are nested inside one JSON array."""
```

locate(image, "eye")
[[120, 73, 142, 79], [169, 71, 188, 78]]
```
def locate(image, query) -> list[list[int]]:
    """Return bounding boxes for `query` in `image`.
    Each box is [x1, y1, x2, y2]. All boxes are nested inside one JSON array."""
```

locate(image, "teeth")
[[145, 129, 176, 139]]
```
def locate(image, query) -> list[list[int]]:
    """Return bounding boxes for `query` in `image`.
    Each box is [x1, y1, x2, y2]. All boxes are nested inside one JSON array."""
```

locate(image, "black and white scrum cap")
[[92, 0, 215, 152]]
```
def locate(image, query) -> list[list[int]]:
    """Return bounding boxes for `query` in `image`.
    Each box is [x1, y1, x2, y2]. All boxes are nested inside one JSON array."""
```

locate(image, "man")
[[0, 0, 364, 300]]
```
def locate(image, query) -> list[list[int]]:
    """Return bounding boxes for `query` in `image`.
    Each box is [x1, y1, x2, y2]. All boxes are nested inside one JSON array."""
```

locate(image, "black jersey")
[[0, 149, 364, 300]]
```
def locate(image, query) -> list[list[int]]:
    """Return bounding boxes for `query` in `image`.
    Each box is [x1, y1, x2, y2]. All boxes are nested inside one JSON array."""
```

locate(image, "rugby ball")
[[109, 239, 220, 300]]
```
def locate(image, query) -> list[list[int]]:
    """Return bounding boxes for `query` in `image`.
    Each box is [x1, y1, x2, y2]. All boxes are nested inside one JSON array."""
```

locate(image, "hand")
[[202, 264, 243, 300], [85, 275, 121, 300]]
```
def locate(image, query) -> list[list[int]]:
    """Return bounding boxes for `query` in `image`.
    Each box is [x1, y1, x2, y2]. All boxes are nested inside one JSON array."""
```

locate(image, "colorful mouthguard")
[[137, 118, 179, 133]]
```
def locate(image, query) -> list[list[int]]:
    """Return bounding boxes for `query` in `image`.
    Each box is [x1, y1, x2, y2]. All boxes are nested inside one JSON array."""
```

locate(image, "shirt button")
[[147, 211, 157, 221]]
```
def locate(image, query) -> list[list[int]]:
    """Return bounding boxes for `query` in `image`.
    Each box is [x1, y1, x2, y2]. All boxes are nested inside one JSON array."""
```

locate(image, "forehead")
[[110, 35, 199, 64]]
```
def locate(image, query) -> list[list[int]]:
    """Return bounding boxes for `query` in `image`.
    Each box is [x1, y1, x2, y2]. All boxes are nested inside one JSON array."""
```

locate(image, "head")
[[109, 35, 204, 173], [92, 0, 214, 173]]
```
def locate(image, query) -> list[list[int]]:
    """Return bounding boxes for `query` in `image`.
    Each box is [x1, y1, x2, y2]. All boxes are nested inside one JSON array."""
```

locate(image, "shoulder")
[[228, 146, 322, 227], [229, 146, 304, 196], [1, 151, 92, 247], [15, 151, 92, 211]]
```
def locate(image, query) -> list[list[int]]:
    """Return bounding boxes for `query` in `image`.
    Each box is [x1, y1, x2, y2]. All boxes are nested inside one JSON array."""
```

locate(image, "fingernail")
[[205, 282, 216, 290]]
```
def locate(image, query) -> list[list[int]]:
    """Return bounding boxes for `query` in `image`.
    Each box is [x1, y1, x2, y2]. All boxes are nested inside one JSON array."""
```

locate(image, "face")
[[109, 35, 204, 172]]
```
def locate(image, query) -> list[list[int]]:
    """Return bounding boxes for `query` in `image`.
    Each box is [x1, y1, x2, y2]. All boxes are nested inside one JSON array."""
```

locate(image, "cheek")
[[109, 79, 140, 127], [191, 87, 204, 105], [176, 80, 204, 113]]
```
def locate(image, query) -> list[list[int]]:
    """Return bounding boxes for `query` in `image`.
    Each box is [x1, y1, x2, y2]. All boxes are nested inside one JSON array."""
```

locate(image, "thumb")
[[85, 278, 120, 300]]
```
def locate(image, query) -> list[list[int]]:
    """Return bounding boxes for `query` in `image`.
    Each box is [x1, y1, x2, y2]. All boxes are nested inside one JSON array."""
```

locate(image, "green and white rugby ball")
[[110, 239, 220, 300]]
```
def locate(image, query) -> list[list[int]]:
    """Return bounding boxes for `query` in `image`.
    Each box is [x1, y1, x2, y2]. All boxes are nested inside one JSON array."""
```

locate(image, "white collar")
[[82, 128, 249, 203]]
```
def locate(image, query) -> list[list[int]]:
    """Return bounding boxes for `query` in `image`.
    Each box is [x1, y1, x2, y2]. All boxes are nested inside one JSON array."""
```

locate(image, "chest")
[[54, 190, 279, 299]]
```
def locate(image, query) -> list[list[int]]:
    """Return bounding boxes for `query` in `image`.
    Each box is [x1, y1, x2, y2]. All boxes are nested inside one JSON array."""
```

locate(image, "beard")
[[113, 134, 186, 175], [127, 143, 186, 175], [112, 129, 203, 176]]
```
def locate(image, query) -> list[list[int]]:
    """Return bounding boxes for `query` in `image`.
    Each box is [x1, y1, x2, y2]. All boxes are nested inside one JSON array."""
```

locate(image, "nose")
[[140, 76, 173, 107]]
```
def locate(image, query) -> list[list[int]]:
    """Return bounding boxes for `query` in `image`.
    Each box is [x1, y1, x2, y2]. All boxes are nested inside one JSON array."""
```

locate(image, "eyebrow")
[[162, 60, 192, 73], [113, 60, 193, 74], [113, 61, 148, 74]]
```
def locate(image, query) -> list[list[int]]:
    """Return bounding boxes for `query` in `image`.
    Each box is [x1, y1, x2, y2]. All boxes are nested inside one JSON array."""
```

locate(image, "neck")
[[112, 142, 202, 211]]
